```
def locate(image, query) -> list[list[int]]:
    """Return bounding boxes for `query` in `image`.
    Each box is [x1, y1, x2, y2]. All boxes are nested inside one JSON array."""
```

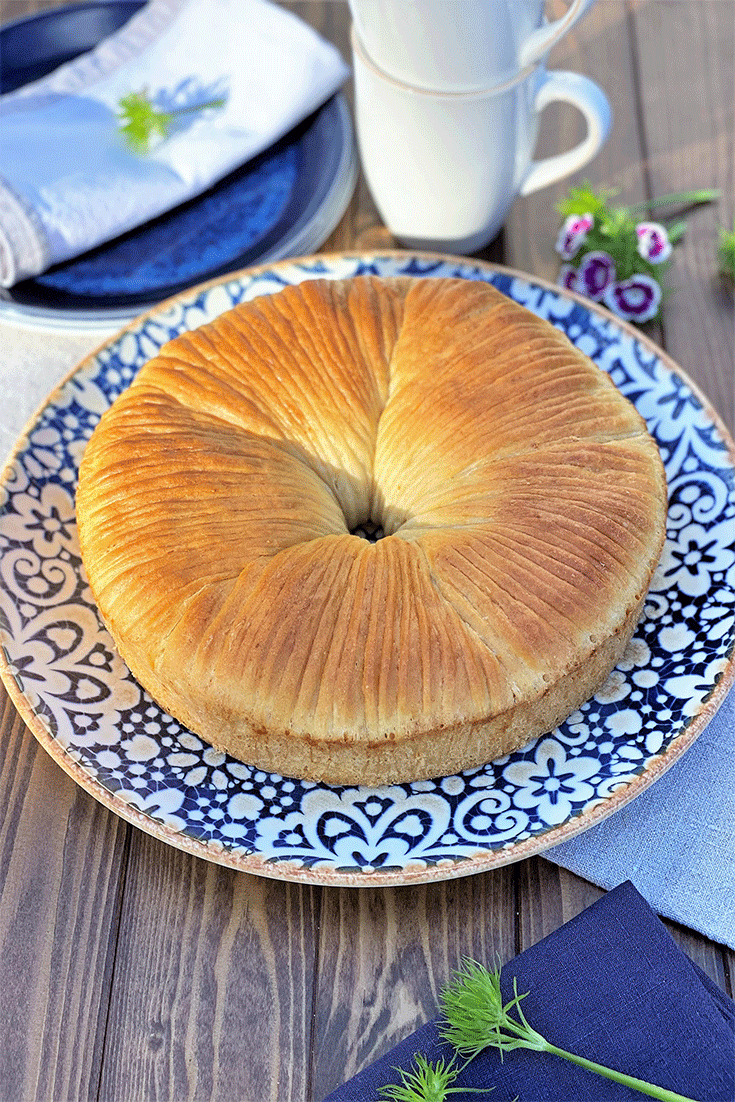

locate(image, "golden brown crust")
[[76, 276, 668, 784]]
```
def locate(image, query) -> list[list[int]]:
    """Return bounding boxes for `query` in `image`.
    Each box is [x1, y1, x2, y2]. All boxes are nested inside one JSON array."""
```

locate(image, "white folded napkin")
[[0, 0, 349, 286]]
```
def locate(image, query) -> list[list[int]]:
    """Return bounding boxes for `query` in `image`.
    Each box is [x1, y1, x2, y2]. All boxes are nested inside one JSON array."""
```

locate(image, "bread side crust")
[[101, 591, 645, 787]]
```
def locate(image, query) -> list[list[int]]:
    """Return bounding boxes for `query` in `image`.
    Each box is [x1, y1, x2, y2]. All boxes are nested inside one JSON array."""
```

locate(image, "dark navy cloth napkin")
[[323, 881, 735, 1102]]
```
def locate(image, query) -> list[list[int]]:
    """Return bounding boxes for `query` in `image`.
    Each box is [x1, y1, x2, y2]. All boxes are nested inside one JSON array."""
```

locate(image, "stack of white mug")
[[349, 0, 610, 253]]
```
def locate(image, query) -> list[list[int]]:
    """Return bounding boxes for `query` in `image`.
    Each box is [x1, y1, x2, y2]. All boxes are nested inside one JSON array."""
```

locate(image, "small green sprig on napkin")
[[555, 182, 720, 323], [117, 89, 226, 153], [378, 958, 705, 1102]]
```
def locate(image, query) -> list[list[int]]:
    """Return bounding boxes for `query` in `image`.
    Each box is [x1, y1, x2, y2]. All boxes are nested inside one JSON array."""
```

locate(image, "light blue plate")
[[1, 254, 733, 885]]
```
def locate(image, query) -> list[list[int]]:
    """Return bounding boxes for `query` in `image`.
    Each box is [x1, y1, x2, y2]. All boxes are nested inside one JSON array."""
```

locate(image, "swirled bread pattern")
[[76, 277, 668, 784]]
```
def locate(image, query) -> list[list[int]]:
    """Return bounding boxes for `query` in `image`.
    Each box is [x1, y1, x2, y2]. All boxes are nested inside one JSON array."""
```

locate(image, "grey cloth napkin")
[[547, 684, 735, 948]]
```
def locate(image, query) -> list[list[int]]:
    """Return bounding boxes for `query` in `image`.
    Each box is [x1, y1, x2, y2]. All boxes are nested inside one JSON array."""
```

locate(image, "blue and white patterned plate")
[[1, 254, 733, 886]]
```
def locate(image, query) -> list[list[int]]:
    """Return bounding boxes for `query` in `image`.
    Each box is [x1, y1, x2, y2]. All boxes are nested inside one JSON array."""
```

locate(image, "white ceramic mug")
[[352, 27, 611, 254], [348, 0, 597, 91]]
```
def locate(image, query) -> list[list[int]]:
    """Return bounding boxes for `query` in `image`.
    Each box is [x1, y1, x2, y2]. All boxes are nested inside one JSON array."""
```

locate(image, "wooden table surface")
[[0, 2, 733, 1100]]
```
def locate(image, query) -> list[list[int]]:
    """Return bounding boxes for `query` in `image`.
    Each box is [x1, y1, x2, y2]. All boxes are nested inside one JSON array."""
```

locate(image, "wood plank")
[[0, 687, 128, 1102], [505, 1, 732, 431], [630, 0, 734, 431], [517, 858, 606, 944], [97, 834, 319, 1102], [504, 1, 650, 284], [0, 0, 62, 20], [311, 868, 517, 1100]]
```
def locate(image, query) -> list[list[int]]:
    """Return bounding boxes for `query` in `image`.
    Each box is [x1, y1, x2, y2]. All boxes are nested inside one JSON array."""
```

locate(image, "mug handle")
[[520, 69, 612, 197], [519, 0, 597, 68]]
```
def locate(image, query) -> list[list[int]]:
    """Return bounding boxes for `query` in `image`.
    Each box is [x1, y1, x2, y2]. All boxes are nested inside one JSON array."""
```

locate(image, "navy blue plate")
[[0, 1, 357, 327]]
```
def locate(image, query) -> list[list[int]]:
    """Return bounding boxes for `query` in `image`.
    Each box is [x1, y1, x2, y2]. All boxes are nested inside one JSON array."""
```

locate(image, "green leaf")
[[666, 220, 687, 246], [718, 218, 735, 282], [624, 188, 721, 215], [557, 180, 618, 220], [117, 90, 173, 153]]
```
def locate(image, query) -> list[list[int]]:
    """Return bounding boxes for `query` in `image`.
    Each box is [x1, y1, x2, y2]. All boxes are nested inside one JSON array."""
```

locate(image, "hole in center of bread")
[[350, 520, 386, 543]]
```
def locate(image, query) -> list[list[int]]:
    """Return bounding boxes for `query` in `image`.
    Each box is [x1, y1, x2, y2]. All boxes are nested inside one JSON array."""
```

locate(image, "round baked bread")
[[76, 276, 668, 785]]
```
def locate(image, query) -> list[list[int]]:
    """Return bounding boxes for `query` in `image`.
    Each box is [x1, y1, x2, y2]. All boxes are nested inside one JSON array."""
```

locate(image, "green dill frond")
[[436, 956, 701, 1102], [117, 89, 226, 153], [378, 1052, 489, 1102], [439, 959, 547, 1061]]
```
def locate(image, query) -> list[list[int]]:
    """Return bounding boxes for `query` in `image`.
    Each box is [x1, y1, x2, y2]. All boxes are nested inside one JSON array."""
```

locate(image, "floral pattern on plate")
[[1, 254, 733, 885]]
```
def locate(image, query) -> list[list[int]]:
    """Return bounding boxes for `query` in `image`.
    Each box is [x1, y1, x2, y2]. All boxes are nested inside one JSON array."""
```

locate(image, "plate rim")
[[1, 250, 733, 888]]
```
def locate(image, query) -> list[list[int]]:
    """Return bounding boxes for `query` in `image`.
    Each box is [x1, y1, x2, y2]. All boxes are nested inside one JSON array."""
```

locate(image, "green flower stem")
[[439, 961, 705, 1102], [170, 97, 226, 115], [665, 219, 687, 245], [624, 188, 721, 215], [718, 218, 735, 281], [543, 1042, 702, 1102]]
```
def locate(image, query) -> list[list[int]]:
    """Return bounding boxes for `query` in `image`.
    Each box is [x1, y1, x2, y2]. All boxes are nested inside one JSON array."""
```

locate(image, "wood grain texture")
[[0, 0, 60, 18], [0, 687, 129, 1102], [630, 0, 734, 431], [97, 836, 319, 1102], [311, 869, 517, 1099], [517, 858, 607, 945]]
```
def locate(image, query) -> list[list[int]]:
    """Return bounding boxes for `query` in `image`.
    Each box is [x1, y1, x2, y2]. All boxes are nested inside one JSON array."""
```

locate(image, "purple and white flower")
[[604, 273, 662, 322], [555, 212, 594, 260], [577, 250, 617, 301], [557, 263, 579, 292], [636, 221, 672, 264]]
